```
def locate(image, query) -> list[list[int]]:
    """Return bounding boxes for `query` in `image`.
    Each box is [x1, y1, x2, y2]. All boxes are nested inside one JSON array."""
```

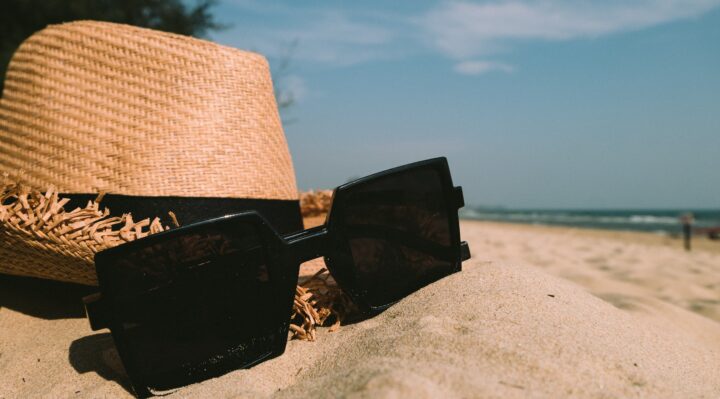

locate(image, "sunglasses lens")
[[96, 220, 291, 393], [333, 163, 458, 308]]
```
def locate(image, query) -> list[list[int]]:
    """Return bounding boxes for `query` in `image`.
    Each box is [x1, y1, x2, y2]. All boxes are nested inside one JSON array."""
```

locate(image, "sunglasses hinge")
[[453, 186, 465, 208], [284, 225, 329, 263]]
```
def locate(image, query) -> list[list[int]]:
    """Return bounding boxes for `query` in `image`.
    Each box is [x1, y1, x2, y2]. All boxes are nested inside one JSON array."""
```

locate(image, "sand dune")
[[1, 221, 719, 398], [270, 262, 720, 398]]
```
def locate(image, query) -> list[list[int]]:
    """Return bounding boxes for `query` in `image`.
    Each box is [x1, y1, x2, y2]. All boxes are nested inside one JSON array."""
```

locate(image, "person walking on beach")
[[680, 213, 694, 251]]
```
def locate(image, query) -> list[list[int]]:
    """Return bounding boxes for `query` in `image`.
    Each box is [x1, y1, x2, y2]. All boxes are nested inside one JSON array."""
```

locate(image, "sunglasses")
[[83, 157, 471, 397]]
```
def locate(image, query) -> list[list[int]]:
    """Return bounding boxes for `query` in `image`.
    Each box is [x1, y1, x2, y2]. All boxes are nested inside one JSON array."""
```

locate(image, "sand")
[[465, 221, 720, 336], [1, 221, 719, 398]]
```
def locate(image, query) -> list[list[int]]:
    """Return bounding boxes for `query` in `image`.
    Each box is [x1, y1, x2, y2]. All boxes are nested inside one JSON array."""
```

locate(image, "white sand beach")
[[1, 220, 719, 398]]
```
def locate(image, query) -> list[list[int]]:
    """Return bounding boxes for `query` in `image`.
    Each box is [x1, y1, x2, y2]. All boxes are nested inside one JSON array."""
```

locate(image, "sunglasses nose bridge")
[[285, 225, 330, 263]]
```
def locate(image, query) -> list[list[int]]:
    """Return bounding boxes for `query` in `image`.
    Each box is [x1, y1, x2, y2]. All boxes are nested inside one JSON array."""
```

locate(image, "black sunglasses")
[[83, 157, 471, 397]]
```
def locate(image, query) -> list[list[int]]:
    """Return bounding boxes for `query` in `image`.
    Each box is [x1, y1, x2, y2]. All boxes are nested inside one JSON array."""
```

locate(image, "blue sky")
[[211, 1, 720, 209]]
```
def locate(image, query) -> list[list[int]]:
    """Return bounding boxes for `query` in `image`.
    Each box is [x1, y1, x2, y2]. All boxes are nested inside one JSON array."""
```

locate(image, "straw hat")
[[0, 21, 303, 286]]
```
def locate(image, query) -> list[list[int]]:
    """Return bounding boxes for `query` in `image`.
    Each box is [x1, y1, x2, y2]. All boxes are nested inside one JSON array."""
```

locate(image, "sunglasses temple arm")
[[344, 224, 471, 264], [283, 225, 330, 264], [83, 292, 108, 330], [461, 241, 471, 261]]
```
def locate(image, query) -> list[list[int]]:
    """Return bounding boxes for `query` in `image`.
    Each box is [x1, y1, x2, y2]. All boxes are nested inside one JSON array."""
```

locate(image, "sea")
[[459, 208, 720, 235]]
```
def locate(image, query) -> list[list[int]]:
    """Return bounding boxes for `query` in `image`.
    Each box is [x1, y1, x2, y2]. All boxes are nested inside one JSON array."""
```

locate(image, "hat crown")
[[0, 20, 297, 200]]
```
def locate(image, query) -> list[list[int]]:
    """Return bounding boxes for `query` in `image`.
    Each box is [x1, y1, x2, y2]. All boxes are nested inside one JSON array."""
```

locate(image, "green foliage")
[[0, 0, 222, 94]]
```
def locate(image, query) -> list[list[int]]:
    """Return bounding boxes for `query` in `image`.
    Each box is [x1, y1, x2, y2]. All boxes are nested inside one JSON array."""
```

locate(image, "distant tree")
[[0, 0, 222, 95], [271, 39, 299, 119], [271, 40, 298, 111]]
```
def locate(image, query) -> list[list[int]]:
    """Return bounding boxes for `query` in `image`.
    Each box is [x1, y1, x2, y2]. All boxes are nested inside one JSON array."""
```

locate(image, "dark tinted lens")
[[97, 220, 291, 393], [333, 164, 458, 308]]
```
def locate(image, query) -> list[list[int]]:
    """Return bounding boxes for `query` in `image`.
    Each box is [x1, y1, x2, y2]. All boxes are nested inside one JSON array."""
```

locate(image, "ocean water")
[[459, 208, 720, 235]]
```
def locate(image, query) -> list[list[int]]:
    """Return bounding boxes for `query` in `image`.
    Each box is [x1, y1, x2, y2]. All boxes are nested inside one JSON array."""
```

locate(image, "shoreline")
[[460, 218, 720, 254]]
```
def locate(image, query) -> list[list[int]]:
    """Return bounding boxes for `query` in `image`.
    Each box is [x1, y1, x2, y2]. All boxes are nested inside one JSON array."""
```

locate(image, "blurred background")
[[2, 0, 719, 233]]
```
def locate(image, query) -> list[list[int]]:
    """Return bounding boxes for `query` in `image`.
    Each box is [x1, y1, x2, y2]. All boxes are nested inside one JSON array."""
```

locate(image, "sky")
[[211, 0, 720, 209]]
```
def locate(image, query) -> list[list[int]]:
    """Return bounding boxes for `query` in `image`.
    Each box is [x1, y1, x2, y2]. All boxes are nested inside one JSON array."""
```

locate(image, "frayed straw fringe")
[[0, 182, 168, 254], [291, 267, 357, 341], [300, 190, 333, 217], [0, 178, 347, 341], [0, 178, 170, 285]]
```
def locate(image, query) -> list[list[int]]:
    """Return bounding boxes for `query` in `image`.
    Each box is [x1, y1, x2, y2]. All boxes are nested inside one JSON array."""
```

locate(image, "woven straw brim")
[[0, 180, 168, 285], [0, 181, 336, 285], [0, 182, 344, 340]]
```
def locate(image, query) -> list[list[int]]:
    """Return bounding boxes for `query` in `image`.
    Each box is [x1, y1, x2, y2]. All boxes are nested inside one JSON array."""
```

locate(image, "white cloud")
[[279, 12, 397, 65], [215, 7, 403, 66], [454, 60, 515, 75], [421, 0, 720, 58], [216, 1, 720, 73]]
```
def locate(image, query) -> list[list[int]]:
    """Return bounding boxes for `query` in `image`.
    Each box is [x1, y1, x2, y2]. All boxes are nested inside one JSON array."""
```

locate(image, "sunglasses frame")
[[85, 157, 469, 397], [320, 156, 467, 312]]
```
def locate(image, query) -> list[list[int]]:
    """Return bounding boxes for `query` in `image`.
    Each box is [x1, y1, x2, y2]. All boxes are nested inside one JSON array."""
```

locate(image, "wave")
[[627, 215, 678, 225], [459, 209, 720, 233]]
